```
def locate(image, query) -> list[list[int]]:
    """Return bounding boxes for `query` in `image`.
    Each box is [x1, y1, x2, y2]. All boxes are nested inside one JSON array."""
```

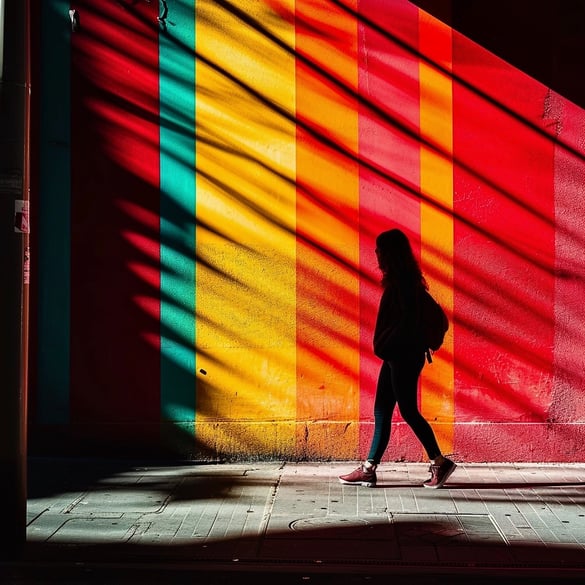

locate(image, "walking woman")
[[339, 229, 456, 489]]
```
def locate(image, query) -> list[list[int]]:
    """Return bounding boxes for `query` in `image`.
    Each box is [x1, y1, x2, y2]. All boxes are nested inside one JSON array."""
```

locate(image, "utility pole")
[[0, 0, 30, 558]]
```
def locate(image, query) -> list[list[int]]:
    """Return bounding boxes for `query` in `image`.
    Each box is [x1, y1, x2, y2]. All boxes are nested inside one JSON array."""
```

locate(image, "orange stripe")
[[295, 0, 360, 458], [418, 9, 455, 456]]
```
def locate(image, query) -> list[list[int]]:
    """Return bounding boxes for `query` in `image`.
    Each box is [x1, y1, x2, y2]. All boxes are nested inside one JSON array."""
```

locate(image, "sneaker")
[[339, 464, 377, 487], [423, 458, 456, 489]]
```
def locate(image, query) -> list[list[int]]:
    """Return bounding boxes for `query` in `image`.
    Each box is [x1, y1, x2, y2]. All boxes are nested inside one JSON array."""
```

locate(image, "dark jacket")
[[373, 281, 423, 360]]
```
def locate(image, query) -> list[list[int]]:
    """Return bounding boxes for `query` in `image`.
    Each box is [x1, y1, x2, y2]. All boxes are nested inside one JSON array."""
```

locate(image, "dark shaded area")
[[26, 457, 226, 500], [27, 422, 218, 463], [6, 528, 585, 584], [2, 565, 584, 585], [2, 565, 583, 585], [414, 0, 585, 108]]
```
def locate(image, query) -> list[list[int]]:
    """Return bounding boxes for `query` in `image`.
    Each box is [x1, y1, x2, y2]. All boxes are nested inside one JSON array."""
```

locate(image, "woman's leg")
[[366, 361, 397, 465], [391, 352, 442, 460]]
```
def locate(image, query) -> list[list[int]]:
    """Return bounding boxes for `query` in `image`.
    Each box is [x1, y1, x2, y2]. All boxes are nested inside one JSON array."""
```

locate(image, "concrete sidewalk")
[[2, 458, 585, 583]]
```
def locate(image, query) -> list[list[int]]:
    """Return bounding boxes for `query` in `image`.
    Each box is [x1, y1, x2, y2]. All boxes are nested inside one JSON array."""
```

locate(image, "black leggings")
[[366, 352, 442, 464]]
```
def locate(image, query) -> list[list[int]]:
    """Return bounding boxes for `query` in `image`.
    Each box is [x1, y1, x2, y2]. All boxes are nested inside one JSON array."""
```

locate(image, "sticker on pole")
[[14, 200, 30, 233], [24, 246, 30, 285]]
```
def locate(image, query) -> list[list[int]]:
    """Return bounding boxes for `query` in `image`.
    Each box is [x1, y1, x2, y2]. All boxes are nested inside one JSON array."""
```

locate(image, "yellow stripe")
[[194, 0, 296, 455], [418, 10, 455, 456]]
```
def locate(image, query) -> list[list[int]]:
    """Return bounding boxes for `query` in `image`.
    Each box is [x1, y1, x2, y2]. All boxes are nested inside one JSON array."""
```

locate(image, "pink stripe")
[[552, 97, 585, 424]]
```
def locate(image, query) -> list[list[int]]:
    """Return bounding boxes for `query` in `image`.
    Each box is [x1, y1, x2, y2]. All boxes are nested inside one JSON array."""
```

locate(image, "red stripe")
[[452, 33, 555, 457], [70, 2, 160, 440]]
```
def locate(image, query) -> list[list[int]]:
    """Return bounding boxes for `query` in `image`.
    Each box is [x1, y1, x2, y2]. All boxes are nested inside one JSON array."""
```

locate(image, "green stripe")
[[37, 0, 71, 424], [159, 1, 196, 425]]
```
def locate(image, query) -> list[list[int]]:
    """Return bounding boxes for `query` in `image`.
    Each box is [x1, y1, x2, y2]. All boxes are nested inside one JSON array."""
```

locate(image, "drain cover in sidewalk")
[[289, 517, 375, 537]]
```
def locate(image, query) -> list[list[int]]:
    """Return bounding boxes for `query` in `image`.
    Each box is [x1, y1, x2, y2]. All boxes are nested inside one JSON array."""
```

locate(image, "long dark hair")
[[375, 229, 428, 291]]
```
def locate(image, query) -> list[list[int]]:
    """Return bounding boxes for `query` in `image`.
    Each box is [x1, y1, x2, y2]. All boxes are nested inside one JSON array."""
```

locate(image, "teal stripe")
[[37, 0, 71, 424], [159, 1, 196, 424]]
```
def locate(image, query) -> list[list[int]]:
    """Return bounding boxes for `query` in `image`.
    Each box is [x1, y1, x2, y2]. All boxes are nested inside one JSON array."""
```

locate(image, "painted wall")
[[31, 0, 585, 462]]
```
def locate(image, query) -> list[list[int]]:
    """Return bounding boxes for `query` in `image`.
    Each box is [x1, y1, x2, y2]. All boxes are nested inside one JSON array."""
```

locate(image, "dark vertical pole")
[[0, 0, 30, 558]]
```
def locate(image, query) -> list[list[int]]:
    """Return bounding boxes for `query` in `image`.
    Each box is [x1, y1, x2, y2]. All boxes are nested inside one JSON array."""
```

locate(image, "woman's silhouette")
[[339, 229, 456, 488]]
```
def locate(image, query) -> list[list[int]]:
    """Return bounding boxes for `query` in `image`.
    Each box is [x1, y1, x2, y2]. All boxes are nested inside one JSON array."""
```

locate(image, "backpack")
[[419, 290, 449, 363]]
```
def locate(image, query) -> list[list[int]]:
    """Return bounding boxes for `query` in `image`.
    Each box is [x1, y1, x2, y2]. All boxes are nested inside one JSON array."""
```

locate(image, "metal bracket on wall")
[[69, 9, 80, 32], [158, 1, 168, 30]]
